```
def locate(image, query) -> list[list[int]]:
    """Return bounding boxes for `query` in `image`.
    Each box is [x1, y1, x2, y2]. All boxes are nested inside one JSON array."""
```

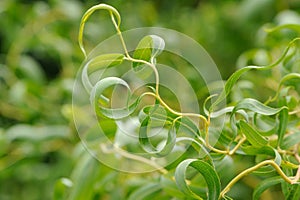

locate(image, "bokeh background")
[[0, 0, 299, 199]]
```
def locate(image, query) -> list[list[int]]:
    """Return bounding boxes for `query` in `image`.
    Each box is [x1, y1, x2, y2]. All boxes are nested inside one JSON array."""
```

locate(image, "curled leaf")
[[90, 77, 141, 119], [232, 98, 285, 115], [238, 120, 268, 148], [270, 73, 300, 102], [264, 24, 300, 34], [230, 98, 287, 133], [210, 38, 300, 110], [82, 53, 124, 94], [87, 54, 124, 74], [139, 116, 176, 157], [175, 159, 221, 200], [132, 35, 165, 70]]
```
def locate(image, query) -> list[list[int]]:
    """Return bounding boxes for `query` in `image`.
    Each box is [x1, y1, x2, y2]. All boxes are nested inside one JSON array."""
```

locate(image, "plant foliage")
[[65, 3, 300, 200]]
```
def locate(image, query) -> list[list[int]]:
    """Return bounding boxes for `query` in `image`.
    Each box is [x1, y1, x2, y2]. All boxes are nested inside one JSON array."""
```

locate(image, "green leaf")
[[176, 137, 213, 165], [253, 176, 284, 200], [279, 73, 300, 87], [286, 96, 298, 110], [253, 114, 278, 136], [53, 178, 73, 200], [210, 38, 300, 110], [278, 109, 289, 148], [138, 104, 170, 124], [132, 35, 165, 70], [175, 159, 221, 200], [238, 120, 268, 148], [241, 146, 281, 165], [90, 77, 142, 119], [6, 125, 70, 142], [87, 53, 124, 74], [160, 175, 186, 198], [230, 98, 287, 133], [270, 73, 300, 102], [232, 98, 285, 115], [282, 131, 300, 149], [69, 153, 101, 200], [128, 183, 161, 200], [286, 184, 300, 200], [177, 117, 201, 137], [209, 106, 234, 118], [236, 49, 272, 68], [81, 53, 124, 98], [265, 24, 300, 34], [139, 116, 176, 157], [282, 155, 296, 198]]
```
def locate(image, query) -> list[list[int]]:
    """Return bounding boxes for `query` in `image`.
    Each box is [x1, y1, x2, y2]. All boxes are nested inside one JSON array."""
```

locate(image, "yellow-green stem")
[[219, 160, 295, 199]]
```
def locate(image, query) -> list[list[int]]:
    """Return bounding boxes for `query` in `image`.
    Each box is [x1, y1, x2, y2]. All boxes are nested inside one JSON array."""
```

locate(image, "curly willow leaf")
[[175, 159, 221, 200], [82, 53, 124, 97], [76, 3, 300, 199], [90, 77, 142, 120], [132, 35, 165, 70], [78, 4, 121, 58], [139, 116, 176, 157], [268, 73, 300, 103], [278, 108, 288, 148], [238, 120, 268, 148], [210, 38, 300, 111], [230, 98, 287, 134]]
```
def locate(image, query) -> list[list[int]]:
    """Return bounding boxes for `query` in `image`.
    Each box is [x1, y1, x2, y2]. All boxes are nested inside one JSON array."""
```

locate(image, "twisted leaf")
[[238, 120, 268, 148], [210, 38, 300, 110], [132, 35, 165, 70], [139, 116, 176, 157], [230, 98, 287, 133], [90, 77, 141, 119], [82, 53, 124, 99], [175, 159, 221, 200]]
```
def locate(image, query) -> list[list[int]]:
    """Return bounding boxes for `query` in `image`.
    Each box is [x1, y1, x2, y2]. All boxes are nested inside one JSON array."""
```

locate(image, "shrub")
[[69, 3, 300, 200]]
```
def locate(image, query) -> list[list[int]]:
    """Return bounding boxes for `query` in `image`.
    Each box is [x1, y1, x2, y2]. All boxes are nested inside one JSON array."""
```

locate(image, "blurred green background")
[[0, 0, 299, 199]]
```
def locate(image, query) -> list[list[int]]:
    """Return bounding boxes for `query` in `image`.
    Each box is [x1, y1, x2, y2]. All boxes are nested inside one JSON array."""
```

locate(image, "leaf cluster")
[[63, 4, 300, 200]]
